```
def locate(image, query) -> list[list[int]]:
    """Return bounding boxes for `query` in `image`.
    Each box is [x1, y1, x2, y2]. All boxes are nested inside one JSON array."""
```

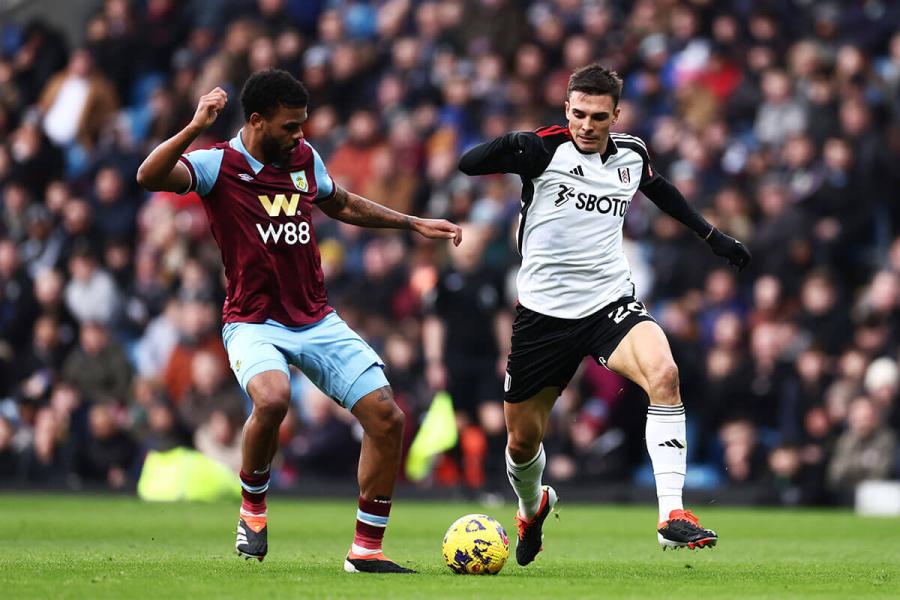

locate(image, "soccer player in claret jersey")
[[459, 64, 751, 564], [137, 70, 461, 573]]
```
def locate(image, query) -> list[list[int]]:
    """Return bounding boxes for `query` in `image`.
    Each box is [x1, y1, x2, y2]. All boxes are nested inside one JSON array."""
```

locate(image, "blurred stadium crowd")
[[0, 0, 898, 506]]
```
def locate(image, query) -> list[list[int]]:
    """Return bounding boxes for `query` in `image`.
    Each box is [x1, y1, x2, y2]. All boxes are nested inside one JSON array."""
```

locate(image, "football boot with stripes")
[[235, 513, 268, 561], [514, 485, 558, 566], [658, 509, 717, 550]]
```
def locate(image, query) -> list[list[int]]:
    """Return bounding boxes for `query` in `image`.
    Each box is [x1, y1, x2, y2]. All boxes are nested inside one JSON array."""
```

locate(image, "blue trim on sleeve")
[[307, 142, 334, 199], [182, 148, 224, 196]]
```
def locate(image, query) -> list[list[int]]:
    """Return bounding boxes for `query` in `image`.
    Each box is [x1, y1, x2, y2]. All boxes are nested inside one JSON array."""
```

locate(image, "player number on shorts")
[[255, 221, 311, 245], [608, 301, 650, 324]]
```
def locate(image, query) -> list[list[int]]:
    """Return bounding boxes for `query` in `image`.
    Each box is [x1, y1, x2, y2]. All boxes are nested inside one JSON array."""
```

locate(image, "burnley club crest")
[[291, 170, 309, 192]]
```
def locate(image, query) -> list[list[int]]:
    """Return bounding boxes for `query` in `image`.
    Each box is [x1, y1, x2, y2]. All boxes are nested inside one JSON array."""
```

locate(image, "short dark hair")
[[240, 69, 309, 121], [567, 64, 623, 106]]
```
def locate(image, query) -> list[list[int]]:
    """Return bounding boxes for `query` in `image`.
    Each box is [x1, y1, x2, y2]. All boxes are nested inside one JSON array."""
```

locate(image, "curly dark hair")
[[240, 69, 309, 121], [567, 64, 623, 106]]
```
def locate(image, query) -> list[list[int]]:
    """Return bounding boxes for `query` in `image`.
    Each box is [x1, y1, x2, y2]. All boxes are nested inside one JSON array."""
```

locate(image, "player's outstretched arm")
[[641, 177, 751, 271], [458, 131, 548, 177], [136, 87, 228, 192], [317, 185, 462, 246]]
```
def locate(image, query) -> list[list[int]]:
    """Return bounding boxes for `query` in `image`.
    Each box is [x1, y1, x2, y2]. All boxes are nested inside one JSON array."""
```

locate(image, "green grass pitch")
[[3, 494, 899, 599]]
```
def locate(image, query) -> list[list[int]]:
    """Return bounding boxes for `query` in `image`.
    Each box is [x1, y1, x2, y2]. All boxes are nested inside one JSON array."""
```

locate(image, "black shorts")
[[504, 296, 655, 403]]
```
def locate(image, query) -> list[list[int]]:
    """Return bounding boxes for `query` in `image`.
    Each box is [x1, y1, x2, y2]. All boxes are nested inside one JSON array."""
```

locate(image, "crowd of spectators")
[[0, 0, 898, 505]]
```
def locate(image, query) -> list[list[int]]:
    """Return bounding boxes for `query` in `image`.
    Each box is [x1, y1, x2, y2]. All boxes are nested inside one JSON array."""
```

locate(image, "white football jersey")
[[513, 128, 658, 319]]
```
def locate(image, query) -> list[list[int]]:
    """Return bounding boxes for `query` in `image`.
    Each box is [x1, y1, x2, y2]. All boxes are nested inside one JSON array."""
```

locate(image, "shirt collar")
[[571, 134, 618, 163], [230, 129, 265, 174], [600, 135, 618, 163]]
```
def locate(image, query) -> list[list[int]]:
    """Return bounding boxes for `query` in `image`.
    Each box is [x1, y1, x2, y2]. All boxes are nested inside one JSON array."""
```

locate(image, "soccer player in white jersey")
[[459, 64, 751, 564]]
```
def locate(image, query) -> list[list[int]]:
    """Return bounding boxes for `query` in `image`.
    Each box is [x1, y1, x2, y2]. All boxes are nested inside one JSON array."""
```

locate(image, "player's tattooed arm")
[[318, 185, 462, 245], [316, 185, 401, 226]]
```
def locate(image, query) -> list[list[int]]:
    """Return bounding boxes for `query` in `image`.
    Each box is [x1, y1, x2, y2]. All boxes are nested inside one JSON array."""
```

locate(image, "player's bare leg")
[[244, 371, 291, 468], [607, 321, 717, 550], [504, 387, 560, 566], [236, 370, 291, 561], [344, 385, 414, 573]]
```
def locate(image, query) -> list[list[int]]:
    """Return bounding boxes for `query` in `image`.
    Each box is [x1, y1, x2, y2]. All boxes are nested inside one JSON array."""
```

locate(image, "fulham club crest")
[[618, 167, 630, 184]]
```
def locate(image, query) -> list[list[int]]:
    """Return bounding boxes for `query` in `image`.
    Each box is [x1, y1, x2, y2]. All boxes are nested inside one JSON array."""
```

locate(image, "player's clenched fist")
[[191, 87, 228, 131]]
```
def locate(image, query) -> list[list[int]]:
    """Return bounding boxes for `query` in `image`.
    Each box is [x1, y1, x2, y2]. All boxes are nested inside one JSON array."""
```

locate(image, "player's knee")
[[506, 434, 541, 464], [254, 394, 290, 425], [250, 378, 291, 424], [386, 404, 406, 438], [369, 403, 405, 440], [649, 361, 680, 404], [360, 386, 405, 439]]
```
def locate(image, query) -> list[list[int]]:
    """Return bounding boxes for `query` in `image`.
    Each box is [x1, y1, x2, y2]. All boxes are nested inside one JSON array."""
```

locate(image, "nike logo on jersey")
[[569, 165, 585, 176], [238, 173, 254, 181]]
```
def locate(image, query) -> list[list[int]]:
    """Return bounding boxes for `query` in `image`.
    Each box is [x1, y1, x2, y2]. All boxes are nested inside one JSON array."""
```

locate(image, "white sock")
[[506, 444, 546, 519], [646, 403, 687, 522], [350, 543, 381, 557]]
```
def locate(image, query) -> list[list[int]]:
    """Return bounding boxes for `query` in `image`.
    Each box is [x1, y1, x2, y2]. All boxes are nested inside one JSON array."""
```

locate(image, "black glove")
[[705, 227, 751, 271]]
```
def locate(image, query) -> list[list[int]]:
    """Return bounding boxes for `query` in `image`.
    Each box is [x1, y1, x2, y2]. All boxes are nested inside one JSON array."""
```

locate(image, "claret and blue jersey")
[[179, 131, 336, 327], [180, 131, 387, 408]]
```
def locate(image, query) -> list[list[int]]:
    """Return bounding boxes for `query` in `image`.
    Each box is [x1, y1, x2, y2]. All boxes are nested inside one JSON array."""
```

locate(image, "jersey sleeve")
[[628, 136, 661, 189], [458, 132, 552, 179], [640, 176, 712, 237], [179, 148, 224, 196], [307, 143, 335, 202]]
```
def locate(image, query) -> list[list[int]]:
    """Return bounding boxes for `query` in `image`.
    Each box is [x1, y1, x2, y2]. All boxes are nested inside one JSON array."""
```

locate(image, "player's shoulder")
[[524, 125, 574, 165], [533, 124, 571, 138], [185, 141, 228, 156], [609, 132, 650, 158], [183, 142, 229, 173], [533, 125, 573, 147], [182, 143, 227, 170]]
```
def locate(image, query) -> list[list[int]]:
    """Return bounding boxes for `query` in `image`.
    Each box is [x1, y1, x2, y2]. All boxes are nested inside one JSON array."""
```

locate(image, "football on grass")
[[441, 514, 509, 574]]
